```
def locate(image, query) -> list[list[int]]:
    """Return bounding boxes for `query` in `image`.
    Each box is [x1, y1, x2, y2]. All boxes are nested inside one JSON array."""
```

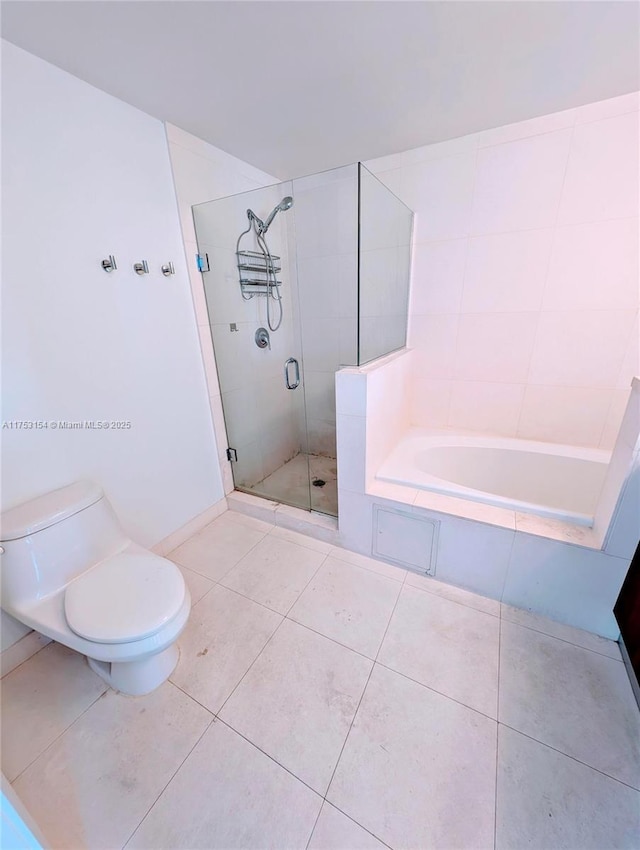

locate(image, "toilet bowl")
[[0, 481, 191, 696]]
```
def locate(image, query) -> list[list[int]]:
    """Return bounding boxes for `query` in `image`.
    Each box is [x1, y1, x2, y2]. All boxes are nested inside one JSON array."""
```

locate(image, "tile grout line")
[[171, 544, 263, 585], [308, 580, 411, 846], [169, 513, 272, 578], [168, 678, 221, 717], [320, 575, 405, 806], [403, 577, 501, 619], [306, 799, 394, 850], [374, 659, 499, 725], [284, 553, 331, 618], [0, 638, 53, 681], [497, 721, 640, 794], [515, 121, 577, 436], [321, 663, 374, 801], [217, 546, 330, 620], [187, 546, 328, 624], [304, 799, 326, 850], [218, 579, 305, 619], [500, 616, 623, 663], [214, 613, 289, 718], [173, 534, 317, 722], [285, 560, 407, 664], [284, 617, 382, 665], [181, 525, 330, 617], [328, 550, 407, 584], [122, 711, 216, 849], [270, 527, 334, 556], [326, 553, 408, 588], [450, 139, 480, 406], [497, 505, 518, 606], [409, 212, 639, 249], [214, 714, 323, 800], [183, 575, 219, 609], [10, 680, 110, 785]]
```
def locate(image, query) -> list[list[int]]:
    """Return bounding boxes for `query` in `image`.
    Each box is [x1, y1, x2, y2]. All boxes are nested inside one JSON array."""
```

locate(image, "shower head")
[[261, 196, 294, 234]]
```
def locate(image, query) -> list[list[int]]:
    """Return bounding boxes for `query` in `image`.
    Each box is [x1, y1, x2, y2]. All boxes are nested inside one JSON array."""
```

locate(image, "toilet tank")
[[0, 481, 129, 608]]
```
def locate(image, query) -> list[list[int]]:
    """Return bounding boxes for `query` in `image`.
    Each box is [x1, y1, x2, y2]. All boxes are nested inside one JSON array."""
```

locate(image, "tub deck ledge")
[[368, 479, 604, 550]]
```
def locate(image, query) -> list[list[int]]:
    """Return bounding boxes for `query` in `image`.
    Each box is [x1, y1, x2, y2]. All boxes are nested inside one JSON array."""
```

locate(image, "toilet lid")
[[64, 553, 186, 644]]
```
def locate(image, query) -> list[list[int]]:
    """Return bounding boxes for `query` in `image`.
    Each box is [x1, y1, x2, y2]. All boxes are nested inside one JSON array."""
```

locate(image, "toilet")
[[0, 480, 191, 696]]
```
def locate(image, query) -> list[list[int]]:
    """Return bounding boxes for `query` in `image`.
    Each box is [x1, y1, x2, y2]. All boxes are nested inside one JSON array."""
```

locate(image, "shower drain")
[[312, 479, 326, 488]]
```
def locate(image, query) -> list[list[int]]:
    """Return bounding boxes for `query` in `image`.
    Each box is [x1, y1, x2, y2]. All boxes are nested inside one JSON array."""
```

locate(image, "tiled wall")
[[366, 92, 640, 448], [336, 351, 412, 498], [335, 354, 636, 639], [165, 124, 279, 491]]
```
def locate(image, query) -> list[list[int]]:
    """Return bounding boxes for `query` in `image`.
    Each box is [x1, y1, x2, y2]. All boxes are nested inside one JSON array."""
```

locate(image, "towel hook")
[[101, 255, 117, 273]]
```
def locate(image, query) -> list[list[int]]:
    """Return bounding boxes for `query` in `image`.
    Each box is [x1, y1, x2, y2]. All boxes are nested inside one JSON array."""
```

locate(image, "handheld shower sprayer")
[[261, 196, 294, 234]]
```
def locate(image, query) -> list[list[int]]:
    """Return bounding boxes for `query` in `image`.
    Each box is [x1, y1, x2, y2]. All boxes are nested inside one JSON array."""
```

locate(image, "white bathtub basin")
[[377, 431, 611, 525]]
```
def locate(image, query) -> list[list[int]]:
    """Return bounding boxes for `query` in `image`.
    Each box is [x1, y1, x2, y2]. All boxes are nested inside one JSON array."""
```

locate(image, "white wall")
[[1, 44, 221, 646], [165, 124, 282, 492], [366, 92, 640, 448]]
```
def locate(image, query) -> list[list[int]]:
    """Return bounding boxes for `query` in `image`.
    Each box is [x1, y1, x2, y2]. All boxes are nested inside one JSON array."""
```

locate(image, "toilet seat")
[[64, 553, 185, 644]]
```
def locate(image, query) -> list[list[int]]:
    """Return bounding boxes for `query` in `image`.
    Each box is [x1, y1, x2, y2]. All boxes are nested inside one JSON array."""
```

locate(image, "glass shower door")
[[193, 182, 314, 512], [291, 164, 359, 515], [192, 161, 405, 518]]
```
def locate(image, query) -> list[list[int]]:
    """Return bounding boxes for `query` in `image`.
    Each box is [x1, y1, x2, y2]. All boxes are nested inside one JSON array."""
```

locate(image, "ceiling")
[[2, 1, 639, 179]]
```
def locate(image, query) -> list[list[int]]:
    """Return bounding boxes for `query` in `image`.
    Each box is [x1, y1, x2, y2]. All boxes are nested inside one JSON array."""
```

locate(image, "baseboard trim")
[[152, 497, 227, 556]]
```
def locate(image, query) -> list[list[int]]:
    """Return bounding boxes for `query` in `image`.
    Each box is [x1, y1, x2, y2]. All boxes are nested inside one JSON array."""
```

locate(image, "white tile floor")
[[2, 508, 639, 850]]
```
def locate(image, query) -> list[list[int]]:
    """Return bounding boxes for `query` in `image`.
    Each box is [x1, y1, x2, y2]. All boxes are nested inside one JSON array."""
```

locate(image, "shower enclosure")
[[193, 163, 413, 517]]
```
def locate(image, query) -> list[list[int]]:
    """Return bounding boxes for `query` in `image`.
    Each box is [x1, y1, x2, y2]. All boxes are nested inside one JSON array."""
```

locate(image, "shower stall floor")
[[247, 452, 337, 517]]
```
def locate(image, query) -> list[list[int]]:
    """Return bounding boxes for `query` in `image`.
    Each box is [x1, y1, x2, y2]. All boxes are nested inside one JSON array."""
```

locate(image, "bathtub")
[[376, 431, 611, 525]]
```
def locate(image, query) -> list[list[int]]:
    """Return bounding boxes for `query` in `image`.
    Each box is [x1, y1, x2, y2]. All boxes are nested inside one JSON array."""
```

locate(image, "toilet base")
[[87, 643, 179, 696]]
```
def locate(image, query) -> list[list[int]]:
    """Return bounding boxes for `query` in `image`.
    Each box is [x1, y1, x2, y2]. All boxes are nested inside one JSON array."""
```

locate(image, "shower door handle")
[[284, 357, 300, 390]]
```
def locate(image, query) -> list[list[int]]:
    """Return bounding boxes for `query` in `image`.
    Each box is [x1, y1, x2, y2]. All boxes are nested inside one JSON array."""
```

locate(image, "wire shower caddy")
[[236, 248, 282, 300]]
